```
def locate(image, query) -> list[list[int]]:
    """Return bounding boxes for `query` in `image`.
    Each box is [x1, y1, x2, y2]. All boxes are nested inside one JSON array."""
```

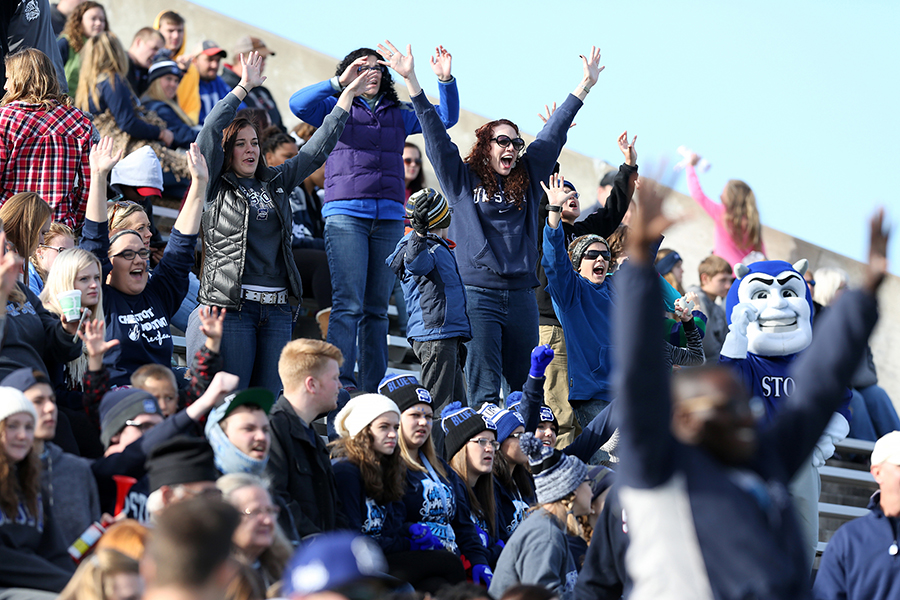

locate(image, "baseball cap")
[[192, 40, 226, 58], [233, 36, 274, 57], [872, 431, 900, 466]]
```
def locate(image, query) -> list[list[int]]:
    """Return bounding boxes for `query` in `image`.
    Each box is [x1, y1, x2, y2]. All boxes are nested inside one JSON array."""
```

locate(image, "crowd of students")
[[0, 2, 897, 600]]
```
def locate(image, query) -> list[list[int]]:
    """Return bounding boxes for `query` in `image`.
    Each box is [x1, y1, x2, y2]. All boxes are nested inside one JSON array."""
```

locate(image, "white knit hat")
[[334, 394, 401, 439], [110, 147, 164, 190], [0, 386, 38, 424]]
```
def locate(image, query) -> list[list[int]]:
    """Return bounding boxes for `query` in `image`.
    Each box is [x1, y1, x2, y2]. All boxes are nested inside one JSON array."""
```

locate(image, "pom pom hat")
[[519, 432, 587, 504]]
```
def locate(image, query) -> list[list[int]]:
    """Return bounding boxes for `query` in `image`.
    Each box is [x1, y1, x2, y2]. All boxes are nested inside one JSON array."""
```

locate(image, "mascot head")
[[726, 259, 813, 357]]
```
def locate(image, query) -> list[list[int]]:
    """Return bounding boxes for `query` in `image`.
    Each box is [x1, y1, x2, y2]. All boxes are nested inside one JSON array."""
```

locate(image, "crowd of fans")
[[0, 2, 896, 600]]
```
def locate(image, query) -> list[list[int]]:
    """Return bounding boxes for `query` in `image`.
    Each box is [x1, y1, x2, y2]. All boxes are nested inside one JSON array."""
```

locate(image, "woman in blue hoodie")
[[391, 43, 603, 407]]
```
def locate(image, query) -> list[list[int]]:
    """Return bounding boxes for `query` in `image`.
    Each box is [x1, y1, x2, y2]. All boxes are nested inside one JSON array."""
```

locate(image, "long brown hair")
[[222, 118, 267, 179], [1, 49, 71, 108], [448, 446, 497, 537], [464, 119, 530, 208], [722, 179, 763, 253], [61, 2, 107, 54], [0, 192, 52, 286], [75, 32, 129, 113], [330, 426, 406, 505], [0, 417, 41, 518], [493, 450, 533, 500]]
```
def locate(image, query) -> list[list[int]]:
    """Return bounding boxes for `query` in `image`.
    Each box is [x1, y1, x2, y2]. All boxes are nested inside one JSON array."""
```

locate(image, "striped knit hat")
[[520, 432, 587, 504], [406, 188, 451, 231]]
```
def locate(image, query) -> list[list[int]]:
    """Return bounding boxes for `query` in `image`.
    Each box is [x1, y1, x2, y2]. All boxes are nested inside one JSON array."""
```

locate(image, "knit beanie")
[[440, 401, 495, 460], [334, 394, 401, 439], [377, 374, 432, 414], [0, 386, 38, 424], [1, 367, 48, 393], [477, 403, 524, 444], [99, 388, 161, 448], [147, 436, 218, 493], [504, 392, 522, 412], [519, 432, 587, 504], [406, 188, 452, 231], [568, 234, 610, 270], [655, 251, 683, 276], [146, 52, 183, 87], [538, 405, 559, 431]]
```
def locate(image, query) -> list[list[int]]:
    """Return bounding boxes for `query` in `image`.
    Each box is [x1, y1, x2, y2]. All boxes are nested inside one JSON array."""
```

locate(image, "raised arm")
[[171, 144, 206, 235], [379, 41, 459, 133], [86, 137, 122, 224], [684, 154, 723, 220], [576, 132, 638, 237]]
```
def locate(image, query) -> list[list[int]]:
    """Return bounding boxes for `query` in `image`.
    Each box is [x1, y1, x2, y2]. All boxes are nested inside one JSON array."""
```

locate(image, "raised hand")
[[338, 56, 371, 88], [540, 173, 577, 208], [239, 51, 267, 90], [376, 40, 414, 79], [0, 231, 23, 300], [198, 305, 225, 353], [864, 208, 890, 295], [538, 102, 576, 128], [186, 143, 208, 183], [187, 371, 240, 421], [343, 67, 373, 97], [78, 318, 119, 359], [627, 173, 678, 262], [580, 46, 605, 89], [89, 137, 122, 175], [618, 131, 637, 166], [529, 344, 555, 378], [429, 45, 452, 81]]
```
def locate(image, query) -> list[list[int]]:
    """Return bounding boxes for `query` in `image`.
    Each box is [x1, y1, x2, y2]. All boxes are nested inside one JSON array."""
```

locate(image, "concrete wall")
[[110, 0, 900, 412]]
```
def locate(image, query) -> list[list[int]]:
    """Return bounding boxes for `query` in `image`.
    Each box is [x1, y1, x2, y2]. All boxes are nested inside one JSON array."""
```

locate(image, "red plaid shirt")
[[0, 101, 93, 230]]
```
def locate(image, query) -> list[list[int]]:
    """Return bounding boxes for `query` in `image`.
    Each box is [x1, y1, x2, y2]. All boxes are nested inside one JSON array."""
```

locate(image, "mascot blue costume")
[[719, 258, 850, 572]]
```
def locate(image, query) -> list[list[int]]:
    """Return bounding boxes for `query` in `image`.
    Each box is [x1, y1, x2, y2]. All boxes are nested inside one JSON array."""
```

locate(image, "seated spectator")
[[58, 549, 142, 600], [0, 212, 83, 381], [205, 387, 274, 477], [76, 33, 189, 184], [0, 387, 74, 593], [131, 364, 179, 417], [266, 339, 348, 539], [489, 433, 591, 600], [125, 27, 163, 96], [56, 0, 106, 92], [217, 473, 293, 590], [187, 40, 235, 126], [80, 139, 203, 386], [814, 431, 900, 599], [221, 36, 284, 131], [145, 436, 219, 521], [153, 10, 186, 69], [655, 248, 685, 295], [29, 222, 75, 296], [1, 367, 100, 545], [685, 254, 732, 362], [141, 54, 199, 150], [0, 48, 93, 230], [50, 0, 82, 36]]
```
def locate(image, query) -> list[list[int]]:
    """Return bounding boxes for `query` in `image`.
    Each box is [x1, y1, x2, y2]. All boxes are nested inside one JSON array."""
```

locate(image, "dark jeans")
[[413, 337, 467, 458], [218, 299, 293, 396], [293, 247, 332, 311]]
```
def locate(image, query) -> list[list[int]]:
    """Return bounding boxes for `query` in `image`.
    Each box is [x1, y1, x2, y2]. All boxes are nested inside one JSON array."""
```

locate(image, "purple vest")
[[323, 97, 406, 204]]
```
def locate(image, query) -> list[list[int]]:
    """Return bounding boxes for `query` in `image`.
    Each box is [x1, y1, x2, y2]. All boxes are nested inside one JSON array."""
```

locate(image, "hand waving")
[[618, 131, 637, 166], [198, 305, 225, 342], [89, 137, 122, 175], [376, 40, 414, 79], [539, 173, 577, 208], [78, 318, 119, 359], [538, 102, 575, 129], [239, 51, 267, 90], [580, 46, 604, 89], [864, 208, 891, 295], [0, 231, 23, 299], [186, 143, 208, 183], [429, 45, 452, 81]]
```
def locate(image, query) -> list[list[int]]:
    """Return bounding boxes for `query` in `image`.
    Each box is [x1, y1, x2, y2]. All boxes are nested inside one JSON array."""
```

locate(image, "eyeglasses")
[[583, 249, 611, 262], [404, 158, 422, 165], [39, 244, 68, 254], [469, 438, 500, 451], [491, 136, 526, 151], [108, 200, 142, 224], [110, 248, 151, 261], [124, 419, 156, 433], [357, 65, 386, 74], [242, 505, 280, 519]]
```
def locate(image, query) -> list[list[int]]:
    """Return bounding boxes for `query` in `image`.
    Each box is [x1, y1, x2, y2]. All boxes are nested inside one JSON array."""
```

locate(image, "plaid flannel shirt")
[[0, 101, 93, 230]]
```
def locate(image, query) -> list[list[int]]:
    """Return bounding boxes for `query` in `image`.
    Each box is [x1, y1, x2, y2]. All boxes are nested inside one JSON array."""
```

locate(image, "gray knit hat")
[[519, 432, 587, 504], [568, 234, 610, 270]]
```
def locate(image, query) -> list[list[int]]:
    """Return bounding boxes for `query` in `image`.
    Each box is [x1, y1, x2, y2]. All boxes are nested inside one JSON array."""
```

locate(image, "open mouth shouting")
[[248, 440, 268, 459]]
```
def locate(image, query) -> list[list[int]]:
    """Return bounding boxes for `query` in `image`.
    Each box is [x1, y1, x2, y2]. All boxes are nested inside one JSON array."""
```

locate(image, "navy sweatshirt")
[[411, 91, 581, 290], [613, 261, 879, 600], [88, 74, 161, 141]]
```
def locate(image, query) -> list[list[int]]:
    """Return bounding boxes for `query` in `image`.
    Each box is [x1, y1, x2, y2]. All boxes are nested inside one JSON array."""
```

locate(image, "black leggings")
[[292, 247, 332, 311], [386, 550, 466, 594]]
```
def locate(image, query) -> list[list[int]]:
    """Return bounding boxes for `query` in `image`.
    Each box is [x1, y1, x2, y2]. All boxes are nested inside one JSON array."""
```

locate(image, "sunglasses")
[[583, 249, 611, 262], [357, 65, 386, 74], [110, 248, 151, 261], [491, 135, 526, 151], [108, 199, 142, 224], [404, 157, 422, 165], [469, 438, 500, 451]]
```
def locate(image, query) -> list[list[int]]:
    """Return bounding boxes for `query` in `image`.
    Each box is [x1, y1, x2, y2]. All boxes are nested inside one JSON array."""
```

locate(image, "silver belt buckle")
[[263, 292, 275, 304]]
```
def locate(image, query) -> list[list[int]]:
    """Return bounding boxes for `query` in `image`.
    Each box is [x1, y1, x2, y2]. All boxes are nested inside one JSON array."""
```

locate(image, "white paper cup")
[[57, 290, 82, 322]]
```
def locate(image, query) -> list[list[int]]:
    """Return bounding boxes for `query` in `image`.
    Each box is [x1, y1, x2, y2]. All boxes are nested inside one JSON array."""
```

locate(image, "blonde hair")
[[449, 444, 496, 536], [107, 200, 147, 232], [58, 549, 140, 600], [1, 49, 72, 108], [94, 519, 151, 560], [533, 492, 583, 538], [397, 415, 446, 478], [0, 192, 52, 286], [813, 267, 849, 307], [75, 32, 130, 113], [277, 339, 343, 393], [131, 363, 177, 389], [721, 179, 763, 253], [30, 221, 75, 283], [40, 248, 105, 387], [142, 77, 195, 126]]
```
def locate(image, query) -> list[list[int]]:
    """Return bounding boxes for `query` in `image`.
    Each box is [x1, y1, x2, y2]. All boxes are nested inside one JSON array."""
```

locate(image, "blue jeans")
[[218, 300, 293, 397], [464, 286, 538, 407], [858, 384, 900, 437], [324, 215, 404, 392]]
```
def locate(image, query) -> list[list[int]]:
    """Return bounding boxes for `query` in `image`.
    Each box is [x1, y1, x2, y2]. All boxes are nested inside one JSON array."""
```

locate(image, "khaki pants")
[[539, 323, 582, 447]]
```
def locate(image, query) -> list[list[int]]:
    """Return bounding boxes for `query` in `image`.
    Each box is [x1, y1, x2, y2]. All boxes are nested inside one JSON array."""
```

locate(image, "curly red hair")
[[464, 119, 529, 208]]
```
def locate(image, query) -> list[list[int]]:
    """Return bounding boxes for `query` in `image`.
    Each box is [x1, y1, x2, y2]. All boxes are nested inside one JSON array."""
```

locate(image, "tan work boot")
[[316, 307, 331, 340]]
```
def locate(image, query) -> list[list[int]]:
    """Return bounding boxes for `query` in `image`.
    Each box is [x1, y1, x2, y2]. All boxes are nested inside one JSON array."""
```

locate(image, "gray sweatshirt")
[[41, 442, 101, 545]]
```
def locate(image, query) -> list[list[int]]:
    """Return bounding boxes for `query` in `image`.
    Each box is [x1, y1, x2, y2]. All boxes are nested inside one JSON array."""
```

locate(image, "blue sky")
[[194, 0, 898, 271]]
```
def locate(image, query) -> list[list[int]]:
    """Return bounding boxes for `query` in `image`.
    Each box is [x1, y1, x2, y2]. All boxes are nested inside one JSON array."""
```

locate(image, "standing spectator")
[[49, 0, 83, 36], [814, 431, 900, 600], [187, 40, 235, 126], [404, 142, 425, 199], [685, 254, 732, 363], [290, 42, 459, 393], [0, 48, 93, 230], [684, 149, 766, 266], [28, 222, 74, 296], [398, 43, 602, 407], [56, 0, 105, 92], [6, 0, 68, 93], [535, 132, 637, 446], [197, 52, 364, 394], [153, 11, 185, 67], [222, 36, 284, 131], [125, 27, 163, 97], [140, 54, 198, 149]]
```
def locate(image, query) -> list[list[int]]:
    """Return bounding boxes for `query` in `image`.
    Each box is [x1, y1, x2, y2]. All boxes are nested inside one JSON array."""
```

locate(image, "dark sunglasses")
[[491, 135, 526, 151], [404, 157, 422, 165], [583, 249, 611, 262], [357, 65, 386, 74], [110, 248, 151, 261]]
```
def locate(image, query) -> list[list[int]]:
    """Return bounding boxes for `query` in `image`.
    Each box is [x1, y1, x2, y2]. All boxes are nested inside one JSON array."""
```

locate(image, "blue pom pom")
[[441, 401, 463, 420], [518, 432, 544, 461], [505, 391, 523, 410]]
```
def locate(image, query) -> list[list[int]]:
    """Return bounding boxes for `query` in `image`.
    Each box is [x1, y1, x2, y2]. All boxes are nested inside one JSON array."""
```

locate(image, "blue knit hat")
[[505, 392, 523, 412], [478, 403, 525, 444], [441, 401, 495, 460]]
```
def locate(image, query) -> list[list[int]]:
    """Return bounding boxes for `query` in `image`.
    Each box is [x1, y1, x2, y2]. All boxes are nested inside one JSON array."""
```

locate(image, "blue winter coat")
[[142, 99, 198, 148], [88, 74, 160, 141]]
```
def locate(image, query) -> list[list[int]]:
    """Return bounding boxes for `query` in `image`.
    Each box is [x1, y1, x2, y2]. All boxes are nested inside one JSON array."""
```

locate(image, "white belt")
[[241, 289, 288, 305]]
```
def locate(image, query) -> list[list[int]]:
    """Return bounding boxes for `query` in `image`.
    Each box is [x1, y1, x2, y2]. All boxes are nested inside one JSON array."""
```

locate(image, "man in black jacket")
[[536, 132, 637, 446], [267, 339, 348, 539]]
